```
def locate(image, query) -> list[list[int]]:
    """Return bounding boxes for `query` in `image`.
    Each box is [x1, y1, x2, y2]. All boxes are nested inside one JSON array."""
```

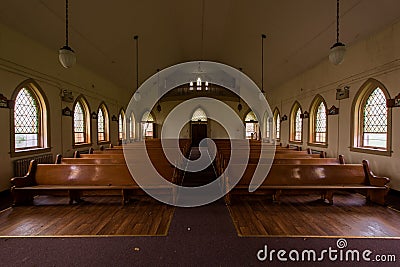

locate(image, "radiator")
[[13, 153, 54, 177]]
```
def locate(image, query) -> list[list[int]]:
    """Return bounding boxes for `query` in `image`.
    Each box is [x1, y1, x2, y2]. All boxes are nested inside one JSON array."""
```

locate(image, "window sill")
[[73, 143, 92, 149], [11, 147, 51, 158], [350, 147, 392, 157], [97, 141, 110, 145], [289, 141, 302, 144], [307, 142, 328, 148]]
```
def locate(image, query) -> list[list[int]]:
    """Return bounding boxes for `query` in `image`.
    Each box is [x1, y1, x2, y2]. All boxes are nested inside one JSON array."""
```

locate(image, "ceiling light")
[[59, 0, 76, 68], [329, 0, 346, 65]]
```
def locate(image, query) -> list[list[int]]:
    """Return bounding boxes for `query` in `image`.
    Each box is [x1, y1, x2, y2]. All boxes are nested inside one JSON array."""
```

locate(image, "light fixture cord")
[[65, 0, 69, 46], [261, 34, 266, 93], [336, 0, 340, 43], [135, 36, 139, 90], [201, 0, 205, 60]]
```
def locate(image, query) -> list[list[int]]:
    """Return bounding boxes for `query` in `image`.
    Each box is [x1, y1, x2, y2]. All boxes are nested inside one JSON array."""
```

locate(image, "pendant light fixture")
[[329, 0, 346, 65], [259, 34, 267, 100], [59, 0, 76, 68]]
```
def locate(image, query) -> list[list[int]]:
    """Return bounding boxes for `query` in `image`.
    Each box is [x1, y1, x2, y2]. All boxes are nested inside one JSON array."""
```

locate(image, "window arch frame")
[[244, 110, 259, 140], [97, 102, 110, 144], [289, 101, 303, 143], [10, 79, 51, 157], [141, 110, 155, 139], [273, 108, 281, 141], [72, 95, 91, 147], [308, 95, 328, 147], [351, 78, 392, 156]]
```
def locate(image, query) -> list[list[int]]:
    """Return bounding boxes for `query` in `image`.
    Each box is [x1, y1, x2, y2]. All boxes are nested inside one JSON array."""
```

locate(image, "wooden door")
[[191, 123, 207, 147]]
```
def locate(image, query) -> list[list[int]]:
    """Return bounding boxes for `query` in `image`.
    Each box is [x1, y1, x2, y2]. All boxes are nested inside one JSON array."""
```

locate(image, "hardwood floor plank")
[[228, 193, 400, 237], [0, 196, 174, 236]]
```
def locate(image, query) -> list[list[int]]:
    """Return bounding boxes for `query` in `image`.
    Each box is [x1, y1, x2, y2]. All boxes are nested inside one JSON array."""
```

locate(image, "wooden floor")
[[0, 195, 174, 236], [2, 192, 400, 237], [228, 192, 400, 237]]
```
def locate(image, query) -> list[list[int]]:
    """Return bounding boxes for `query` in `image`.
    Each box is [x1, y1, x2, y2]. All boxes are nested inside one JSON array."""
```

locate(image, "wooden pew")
[[223, 160, 390, 205], [56, 154, 127, 165], [224, 155, 344, 166], [10, 160, 178, 206], [214, 148, 325, 176]]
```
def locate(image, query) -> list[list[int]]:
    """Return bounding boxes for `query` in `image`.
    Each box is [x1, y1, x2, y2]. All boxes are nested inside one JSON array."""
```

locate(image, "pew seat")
[[224, 160, 390, 205], [10, 160, 178, 206]]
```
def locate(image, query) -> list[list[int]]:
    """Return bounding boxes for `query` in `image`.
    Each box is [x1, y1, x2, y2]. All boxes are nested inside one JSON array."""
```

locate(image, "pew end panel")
[[362, 160, 390, 205], [10, 160, 38, 205]]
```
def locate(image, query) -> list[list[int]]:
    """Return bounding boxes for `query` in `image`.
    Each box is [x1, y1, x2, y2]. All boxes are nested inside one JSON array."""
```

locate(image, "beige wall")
[[270, 20, 400, 190], [3, 16, 399, 192], [150, 99, 250, 140], [0, 23, 127, 191]]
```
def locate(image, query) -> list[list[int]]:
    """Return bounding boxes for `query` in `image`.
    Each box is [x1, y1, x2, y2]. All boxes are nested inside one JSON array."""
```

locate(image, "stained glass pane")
[[130, 114, 135, 139], [142, 122, 153, 137], [245, 123, 259, 139], [74, 102, 86, 143], [191, 108, 207, 121], [14, 88, 39, 149], [362, 88, 387, 148], [276, 114, 280, 139], [295, 108, 302, 141], [119, 114, 123, 139], [98, 108, 104, 141], [141, 111, 154, 122], [315, 102, 327, 143], [119, 112, 126, 140], [245, 111, 258, 122]]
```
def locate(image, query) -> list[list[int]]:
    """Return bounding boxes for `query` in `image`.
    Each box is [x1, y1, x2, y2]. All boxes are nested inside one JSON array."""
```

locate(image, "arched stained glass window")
[[290, 102, 302, 142], [273, 109, 280, 140], [11, 80, 50, 156], [73, 96, 91, 145], [351, 78, 391, 156], [309, 95, 327, 145], [315, 102, 327, 143], [74, 102, 85, 144], [97, 103, 109, 142], [14, 88, 40, 149], [119, 109, 126, 140], [245, 111, 259, 139], [362, 88, 387, 148]]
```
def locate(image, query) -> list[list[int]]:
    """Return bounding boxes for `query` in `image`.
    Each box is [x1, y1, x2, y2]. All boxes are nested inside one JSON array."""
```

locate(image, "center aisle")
[[166, 146, 249, 264], [181, 147, 219, 187]]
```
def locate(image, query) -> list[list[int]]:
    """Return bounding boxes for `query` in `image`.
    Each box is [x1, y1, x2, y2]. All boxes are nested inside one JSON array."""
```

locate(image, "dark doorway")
[[191, 123, 207, 147]]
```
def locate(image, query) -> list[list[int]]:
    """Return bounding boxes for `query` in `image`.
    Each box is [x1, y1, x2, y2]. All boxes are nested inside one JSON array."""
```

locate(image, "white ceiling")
[[1, 0, 400, 93]]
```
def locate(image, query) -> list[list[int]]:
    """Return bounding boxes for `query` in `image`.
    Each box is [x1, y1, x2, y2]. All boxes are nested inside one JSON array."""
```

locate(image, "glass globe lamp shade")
[[133, 92, 141, 102], [59, 46, 76, 68], [329, 42, 346, 65]]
